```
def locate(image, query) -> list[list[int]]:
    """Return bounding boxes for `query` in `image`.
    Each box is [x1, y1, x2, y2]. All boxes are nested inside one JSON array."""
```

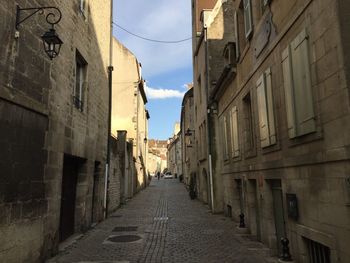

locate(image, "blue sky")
[[113, 0, 192, 140]]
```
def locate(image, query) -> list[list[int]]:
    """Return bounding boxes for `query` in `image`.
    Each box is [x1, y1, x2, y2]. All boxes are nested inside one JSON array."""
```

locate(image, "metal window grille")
[[306, 238, 331, 263]]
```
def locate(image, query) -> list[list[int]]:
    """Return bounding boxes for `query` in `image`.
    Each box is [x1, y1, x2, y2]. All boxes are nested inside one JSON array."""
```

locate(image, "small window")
[[74, 52, 87, 111], [243, 0, 253, 39], [305, 238, 331, 263], [222, 116, 229, 160], [256, 68, 277, 147], [242, 92, 255, 156], [230, 106, 240, 158], [79, 0, 88, 18]]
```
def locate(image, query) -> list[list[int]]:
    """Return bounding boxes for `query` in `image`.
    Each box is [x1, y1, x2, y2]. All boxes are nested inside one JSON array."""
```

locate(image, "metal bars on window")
[[306, 238, 331, 263]]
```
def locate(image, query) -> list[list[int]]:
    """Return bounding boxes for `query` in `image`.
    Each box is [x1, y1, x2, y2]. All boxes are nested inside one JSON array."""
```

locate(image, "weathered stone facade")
[[191, 0, 350, 262], [180, 88, 196, 186], [0, 0, 112, 262], [111, 38, 149, 194]]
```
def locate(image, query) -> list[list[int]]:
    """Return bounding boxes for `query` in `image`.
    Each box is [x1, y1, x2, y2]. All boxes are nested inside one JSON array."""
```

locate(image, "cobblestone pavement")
[[48, 179, 278, 263]]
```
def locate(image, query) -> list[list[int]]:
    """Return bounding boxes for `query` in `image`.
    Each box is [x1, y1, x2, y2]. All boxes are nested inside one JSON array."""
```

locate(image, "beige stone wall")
[[212, 0, 350, 261], [111, 38, 149, 193]]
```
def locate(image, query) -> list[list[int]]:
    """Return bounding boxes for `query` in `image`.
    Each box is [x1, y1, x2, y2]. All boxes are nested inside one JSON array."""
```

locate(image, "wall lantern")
[[144, 137, 148, 144], [184, 128, 195, 137], [15, 5, 63, 60]]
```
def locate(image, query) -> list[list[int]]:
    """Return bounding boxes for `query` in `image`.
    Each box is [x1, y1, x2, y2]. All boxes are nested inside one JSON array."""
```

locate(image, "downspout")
[[204, 26, 215, 212], [104, 0, 114, 219]]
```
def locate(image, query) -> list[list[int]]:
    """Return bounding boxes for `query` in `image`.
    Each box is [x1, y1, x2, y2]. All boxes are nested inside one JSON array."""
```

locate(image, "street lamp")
[[184, 128, 195, 137], [15, 5, 63, 60]]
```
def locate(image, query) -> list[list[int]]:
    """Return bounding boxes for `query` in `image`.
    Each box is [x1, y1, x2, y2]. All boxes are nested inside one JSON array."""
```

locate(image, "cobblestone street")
[[48, 179, 277, 263]]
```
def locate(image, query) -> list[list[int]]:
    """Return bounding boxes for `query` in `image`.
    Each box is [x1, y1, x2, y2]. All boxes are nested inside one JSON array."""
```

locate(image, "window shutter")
[[282, 46, 296, 138], [234, 11, 240, 61], [231, 106, 240, 157], [256, 74, 270, 147], [243, 0, 253, 39], [265, 68, 276, 144], [290, 29, 316, 136]]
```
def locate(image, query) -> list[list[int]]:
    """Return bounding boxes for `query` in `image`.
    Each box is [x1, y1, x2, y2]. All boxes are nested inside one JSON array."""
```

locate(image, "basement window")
[[305, 238, 331, 263]]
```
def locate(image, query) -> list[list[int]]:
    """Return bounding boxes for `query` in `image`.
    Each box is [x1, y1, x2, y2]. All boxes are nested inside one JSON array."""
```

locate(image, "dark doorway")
[[270, 179, 286, 255], [91, 161, 100, 224], [59, 155, 80, 242]]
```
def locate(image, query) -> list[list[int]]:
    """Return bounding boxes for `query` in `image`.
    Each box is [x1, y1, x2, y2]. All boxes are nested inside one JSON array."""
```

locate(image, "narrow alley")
[[48, 178, 275, 263]]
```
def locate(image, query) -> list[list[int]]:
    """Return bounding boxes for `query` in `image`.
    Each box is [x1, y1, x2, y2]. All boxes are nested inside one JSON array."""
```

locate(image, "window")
[[230, 106, 240, 158], [305, 238, 331, 263], [74, 52, 87, 111], [79, 0, 86, 15], [243, 0, 253, 39], [222, 116, 229, 160], [234, 11, 240, 61], [242, 92, 255, 155], [261, 0, 271, 14], [256, 68, 276, 147], [197, 76, 202, 104], [282, 29, 315, 138]]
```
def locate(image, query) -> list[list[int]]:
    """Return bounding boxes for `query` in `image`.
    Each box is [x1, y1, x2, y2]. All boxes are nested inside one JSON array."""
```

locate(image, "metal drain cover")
[[107, 235, 142, 243], [112, 226, 138, 232]]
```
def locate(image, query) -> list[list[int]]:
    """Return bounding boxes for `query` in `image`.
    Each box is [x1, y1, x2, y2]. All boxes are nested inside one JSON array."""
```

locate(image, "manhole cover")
[[112, 226, 138, 232], [107, 235, 142, 243]]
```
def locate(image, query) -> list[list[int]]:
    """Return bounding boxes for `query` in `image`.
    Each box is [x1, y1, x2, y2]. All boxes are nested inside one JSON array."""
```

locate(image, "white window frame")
[[243, 0, 253, 39], [230, 106, 240, 158], [256, 68, 276, 148]]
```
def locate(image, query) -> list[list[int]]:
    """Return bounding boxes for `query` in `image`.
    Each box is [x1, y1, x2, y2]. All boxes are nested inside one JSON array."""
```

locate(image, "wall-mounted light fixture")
[[144, 137, 148, 144], [184, 128, 195, 137], [15, 5, 63, 60]]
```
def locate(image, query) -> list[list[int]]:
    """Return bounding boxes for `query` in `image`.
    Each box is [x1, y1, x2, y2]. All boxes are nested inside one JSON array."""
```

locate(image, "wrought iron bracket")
[[15, 5, 62, 30]]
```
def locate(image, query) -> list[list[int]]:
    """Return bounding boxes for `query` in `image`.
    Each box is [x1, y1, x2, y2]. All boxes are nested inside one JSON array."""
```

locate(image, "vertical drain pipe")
[[104, 0, 114, 219]]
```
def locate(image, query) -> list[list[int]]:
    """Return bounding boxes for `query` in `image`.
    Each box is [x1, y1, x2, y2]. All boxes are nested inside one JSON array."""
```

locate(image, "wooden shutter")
[[265, 68, 276, 144], [231, 106, 240, 157], [282, 45, 296, 138], [256, 74, 270, 147], [290, 29, 316, 136], [234, 11, 240, 61], [243, 0, 253, 39]]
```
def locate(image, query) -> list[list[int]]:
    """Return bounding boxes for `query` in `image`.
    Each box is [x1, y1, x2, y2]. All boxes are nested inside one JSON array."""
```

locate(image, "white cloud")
[[145, 85, 185, 100]]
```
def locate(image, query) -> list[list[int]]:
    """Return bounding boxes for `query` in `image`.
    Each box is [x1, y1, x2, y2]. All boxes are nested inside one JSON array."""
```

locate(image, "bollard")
[[239, 213, 245, 228], [280, 237, 292, 261]]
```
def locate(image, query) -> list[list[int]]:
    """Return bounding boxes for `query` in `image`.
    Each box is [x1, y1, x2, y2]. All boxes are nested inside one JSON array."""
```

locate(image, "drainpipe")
[[204, 26, 215, 212], [104, 0, 114, 219]]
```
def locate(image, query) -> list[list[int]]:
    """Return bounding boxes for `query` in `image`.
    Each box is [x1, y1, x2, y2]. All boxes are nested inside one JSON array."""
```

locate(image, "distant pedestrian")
[[157, 171, 160, 180]]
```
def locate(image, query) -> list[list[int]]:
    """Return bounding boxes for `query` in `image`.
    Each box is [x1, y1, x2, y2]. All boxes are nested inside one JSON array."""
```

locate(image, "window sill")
[[287, 129, 323, 148]]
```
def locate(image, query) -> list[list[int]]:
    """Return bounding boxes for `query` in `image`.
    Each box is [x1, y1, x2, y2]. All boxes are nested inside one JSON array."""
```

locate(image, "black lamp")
[[15, 5, 63, 60], [41, 28, 63, 59]]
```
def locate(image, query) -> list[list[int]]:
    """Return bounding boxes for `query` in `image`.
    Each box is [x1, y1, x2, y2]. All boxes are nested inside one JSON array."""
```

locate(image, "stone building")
[[111, 38, 150, 194], [180, 88, 196, 186], [0, 0, 112, 262], [148, 139, 168, 174], [192, 0, 350, 262], [191, 0, 226, 211], [167, 123, 183, 177], [108, 130, 135, 208]]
